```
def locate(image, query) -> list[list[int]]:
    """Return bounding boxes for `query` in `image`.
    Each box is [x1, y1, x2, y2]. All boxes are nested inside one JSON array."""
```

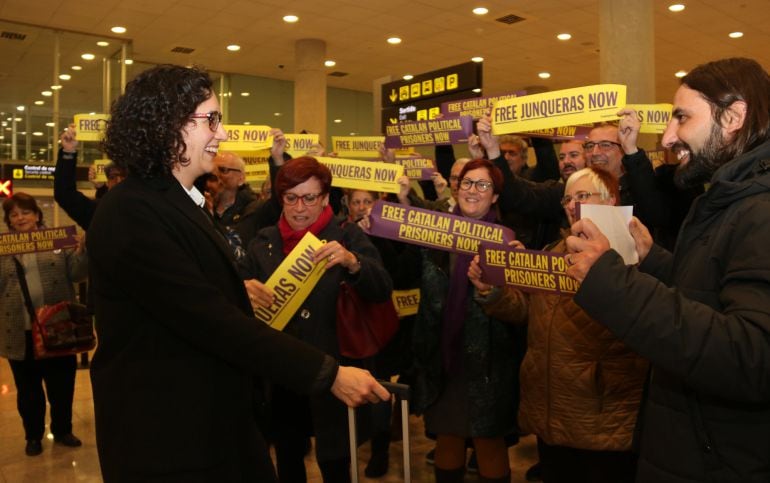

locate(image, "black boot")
[[364, 432, 391, 477], [318, 457, 351, 483], [478, 472, 512, 483], [435, 466, 466, 483]]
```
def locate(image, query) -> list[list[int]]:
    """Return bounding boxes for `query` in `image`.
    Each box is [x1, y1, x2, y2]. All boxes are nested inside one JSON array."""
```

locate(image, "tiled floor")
[[0, 356, 538, 482]]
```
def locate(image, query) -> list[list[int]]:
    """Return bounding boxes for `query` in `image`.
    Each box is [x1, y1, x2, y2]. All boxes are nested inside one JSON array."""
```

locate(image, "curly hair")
[[103, 64, 214, 179], [3, 192, 43, 229]]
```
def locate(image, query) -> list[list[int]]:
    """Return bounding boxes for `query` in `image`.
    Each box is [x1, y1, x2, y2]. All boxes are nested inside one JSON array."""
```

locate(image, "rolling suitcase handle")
[[348, 381, 411, 483]]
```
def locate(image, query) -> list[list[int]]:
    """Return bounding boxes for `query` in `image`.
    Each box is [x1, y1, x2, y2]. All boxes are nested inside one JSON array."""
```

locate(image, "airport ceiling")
[[1, 0, 769, 123]]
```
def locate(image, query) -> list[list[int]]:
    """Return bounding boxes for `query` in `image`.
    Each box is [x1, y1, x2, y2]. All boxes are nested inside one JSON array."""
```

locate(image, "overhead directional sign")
[[0, 179, 12, 197], [381, 62, 482, 108]]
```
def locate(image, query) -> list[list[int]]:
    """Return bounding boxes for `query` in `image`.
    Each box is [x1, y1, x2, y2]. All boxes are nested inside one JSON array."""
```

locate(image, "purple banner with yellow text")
[[479, 243, 580, 295], [440, 91, 527, 119], [0, 226, 78, 257], [367, 200, 515, 255], [384, 115, 474, 148], [394, 157, 437, 180]]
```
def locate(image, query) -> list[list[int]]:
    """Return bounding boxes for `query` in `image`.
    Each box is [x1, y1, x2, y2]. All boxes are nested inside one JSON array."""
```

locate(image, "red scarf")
[[278, 204, 334, 254]]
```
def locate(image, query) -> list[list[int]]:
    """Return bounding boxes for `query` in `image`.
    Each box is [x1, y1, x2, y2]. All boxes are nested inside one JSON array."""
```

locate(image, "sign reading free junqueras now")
[[492, 84, 627, 135], [315, 157, 403, 194], [73, 114, 110, 141]]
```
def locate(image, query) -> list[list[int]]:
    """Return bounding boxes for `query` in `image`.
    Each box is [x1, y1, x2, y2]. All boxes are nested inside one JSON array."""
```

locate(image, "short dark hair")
[[103, 64, 214, 179], [274, 156, 332, 204], [3, 192, 43, 229], [682, 57, 770, 158], [458, 158, 504, 195]]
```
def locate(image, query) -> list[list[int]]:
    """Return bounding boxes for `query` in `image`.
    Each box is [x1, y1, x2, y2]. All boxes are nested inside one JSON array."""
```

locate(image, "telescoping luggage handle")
[[348, 381, 411, 483]]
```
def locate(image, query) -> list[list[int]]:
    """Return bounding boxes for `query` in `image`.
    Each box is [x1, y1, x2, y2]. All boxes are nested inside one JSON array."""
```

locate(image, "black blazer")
[[87, 175, 331, 482]]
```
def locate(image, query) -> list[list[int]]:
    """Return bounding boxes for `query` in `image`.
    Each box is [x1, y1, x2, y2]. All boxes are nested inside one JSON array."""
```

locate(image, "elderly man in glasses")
[[212, 151, 259, 228]]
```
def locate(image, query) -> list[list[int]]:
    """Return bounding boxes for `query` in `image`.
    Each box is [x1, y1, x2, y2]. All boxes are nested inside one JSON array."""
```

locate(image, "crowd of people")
[[0, 56, 768, 483]]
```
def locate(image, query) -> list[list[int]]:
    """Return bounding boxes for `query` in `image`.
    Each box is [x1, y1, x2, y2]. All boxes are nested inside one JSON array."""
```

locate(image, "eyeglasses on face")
[[189, 110, 223, 132], [560, 191, 602, 206], [217, 166, 242, 174], [459, 178, 493, 192], [282, 192, 323, 206], [583, 140, 621, 152]]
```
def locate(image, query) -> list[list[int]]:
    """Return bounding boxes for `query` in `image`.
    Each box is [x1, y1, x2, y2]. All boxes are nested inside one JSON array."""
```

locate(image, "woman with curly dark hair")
[[86, 64, 388, 483]]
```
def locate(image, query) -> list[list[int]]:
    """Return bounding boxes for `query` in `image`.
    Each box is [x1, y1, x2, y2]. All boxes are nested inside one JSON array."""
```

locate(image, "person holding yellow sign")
[[86, 65, 388, 483], [242, 157, 393, 483]]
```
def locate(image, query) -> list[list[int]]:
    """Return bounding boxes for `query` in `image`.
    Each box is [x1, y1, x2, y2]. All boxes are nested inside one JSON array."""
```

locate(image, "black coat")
[[575, 139, 770, 482], [87, 175, 333, 482]]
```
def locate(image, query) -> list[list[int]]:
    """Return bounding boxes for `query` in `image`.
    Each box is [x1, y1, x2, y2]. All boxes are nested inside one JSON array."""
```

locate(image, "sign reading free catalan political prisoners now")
[[367, 200, 515, 256], [0, 226, 79, 256], [384, 115, 474, 148], [393, 157, 437, 180], [492, 84, 627, 135], [478, 243, 581, 296], [252, 232, 328, 331], [316, 157, 403, 194]]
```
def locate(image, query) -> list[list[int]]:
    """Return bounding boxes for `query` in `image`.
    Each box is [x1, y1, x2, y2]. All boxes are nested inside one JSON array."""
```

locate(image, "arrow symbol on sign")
[[0, 179, 12, 196], [389, 89, 398, 102], [389, 118, 398, 124]]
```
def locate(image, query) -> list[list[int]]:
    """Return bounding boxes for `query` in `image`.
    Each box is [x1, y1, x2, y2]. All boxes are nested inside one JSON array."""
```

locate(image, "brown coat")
[[485, 239, 649, 451]]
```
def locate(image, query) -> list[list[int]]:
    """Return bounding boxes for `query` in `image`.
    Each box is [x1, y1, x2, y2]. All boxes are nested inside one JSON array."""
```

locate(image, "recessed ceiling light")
[[403, 74, 413, 80], [244, 121, 251, 125], [81, 53, 95, 60], [35, 100, 44, 105], [46, 122, 55, 127], [59, 74, 71, 80], [334, 119, 342, 123], [472, 88, 482, 93], [675, 70, 687, 78], [227, 44, 241, 51], [274, 112, 282, 117], [42, 91, 52, 97], [387, 37, 402, 45], [51, 85, 62, 90], [240, 92, 250, 96], [668, 4, 685, 12], [557, 33, 572, 40], [324, 60, 336, 67], [97, 41, 110, 47], [33, 131, 43, 136], [472, 7, 489, 15], [111, 26, 127, 34], [71, 65, 82, 71], [728, 31, 743, 38], [471, 56, 484, 63], [538, 72, 551, 79], [124, 59, 134, 65], [89, 112, 96, 115], [16, 105, 25, 111], [283, 15, 299, 23]]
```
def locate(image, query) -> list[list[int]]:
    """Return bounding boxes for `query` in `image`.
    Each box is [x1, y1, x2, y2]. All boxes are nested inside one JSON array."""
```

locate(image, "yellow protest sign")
[[331, 136, 385, 158], [252, 232, 328, 331], [492, 84, 627, 135], [92, 159, 112, 183], [625, 104, 674, 134], [316, 156, 403, 194], [285, 134, 320, 154], [392, 289, 420, 317], [73, 114, 109, 141], [220, 125, 273, 151]]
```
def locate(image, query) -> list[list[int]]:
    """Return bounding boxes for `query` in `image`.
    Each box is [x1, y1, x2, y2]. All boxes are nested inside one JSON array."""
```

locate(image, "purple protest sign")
[[384, 115, 474, 148], [521, 125, 592, 141], [0, 225, 79, 257], [440, 91, 528, 119], [394, 157, 437, 180], [478, 243, 580, 295], [367, 200, 515, 255]]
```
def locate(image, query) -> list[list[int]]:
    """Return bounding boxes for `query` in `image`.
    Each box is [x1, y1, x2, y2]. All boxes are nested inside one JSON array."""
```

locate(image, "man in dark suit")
[[86, 64, 388, 483]]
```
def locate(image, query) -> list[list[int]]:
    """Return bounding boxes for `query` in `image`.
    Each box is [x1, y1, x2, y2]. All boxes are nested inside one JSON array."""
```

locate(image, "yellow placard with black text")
[[331, 136, 385, 158], [252, 232, 328, 331], [316, 156, 403, 194], [625, 104, 674, 134], [220, 125, 273, 151], [73, 114, 110, 141]]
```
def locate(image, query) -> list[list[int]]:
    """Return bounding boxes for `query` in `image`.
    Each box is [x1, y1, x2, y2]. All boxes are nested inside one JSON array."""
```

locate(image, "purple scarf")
[[440, 204, 498, 374]]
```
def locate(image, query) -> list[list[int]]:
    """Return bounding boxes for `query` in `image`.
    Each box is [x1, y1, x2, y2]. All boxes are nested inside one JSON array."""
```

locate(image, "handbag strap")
[[12, 257, 38, 324]]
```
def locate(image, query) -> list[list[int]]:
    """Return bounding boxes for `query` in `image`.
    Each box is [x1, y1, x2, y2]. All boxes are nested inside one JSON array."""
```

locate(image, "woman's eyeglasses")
[[583, 141, 621, 152], [560, 191, 601, 206], [189, 111, 223, 132], [283, 193, 322, 206], [459, 178, 493, 193]]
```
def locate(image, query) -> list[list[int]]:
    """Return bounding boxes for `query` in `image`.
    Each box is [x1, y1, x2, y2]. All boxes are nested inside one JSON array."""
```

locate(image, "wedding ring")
[[328, 254, 335, 261]]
